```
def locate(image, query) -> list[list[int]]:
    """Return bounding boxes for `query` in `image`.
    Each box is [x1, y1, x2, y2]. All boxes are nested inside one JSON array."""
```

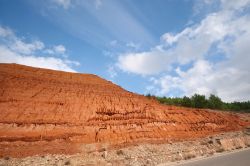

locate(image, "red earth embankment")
[[0, 63, 248, 157]]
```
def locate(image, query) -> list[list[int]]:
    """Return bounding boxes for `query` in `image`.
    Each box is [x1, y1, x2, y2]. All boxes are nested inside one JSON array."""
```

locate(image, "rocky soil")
[[1, 130, 250, 166], [0, 63, 250, 165]]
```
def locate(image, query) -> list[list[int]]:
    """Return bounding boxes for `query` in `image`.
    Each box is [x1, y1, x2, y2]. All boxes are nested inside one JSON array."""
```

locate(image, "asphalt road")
[[172, 148, 250, 166]]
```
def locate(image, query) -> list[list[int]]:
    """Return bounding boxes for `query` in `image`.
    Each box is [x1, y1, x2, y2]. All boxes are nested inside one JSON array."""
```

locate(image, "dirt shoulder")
[[1, 129, 250, 166]]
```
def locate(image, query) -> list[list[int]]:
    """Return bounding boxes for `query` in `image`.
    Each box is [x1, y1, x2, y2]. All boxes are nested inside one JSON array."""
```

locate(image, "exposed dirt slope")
[[0, 63, 247, 157]]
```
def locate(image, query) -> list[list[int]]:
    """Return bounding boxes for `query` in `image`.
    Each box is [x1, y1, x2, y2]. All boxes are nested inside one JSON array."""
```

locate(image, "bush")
[[192, 94, 207, 108], [208, 94, 223, 109], [182, 96, 192, 107], [146, 93, 250, 113]]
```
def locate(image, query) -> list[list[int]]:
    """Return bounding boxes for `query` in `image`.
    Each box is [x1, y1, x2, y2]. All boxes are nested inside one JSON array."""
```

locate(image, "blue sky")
[[0, 0, 250, 102]]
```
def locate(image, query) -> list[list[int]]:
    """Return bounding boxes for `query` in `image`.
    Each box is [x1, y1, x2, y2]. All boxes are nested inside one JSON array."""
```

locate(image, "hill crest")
[[0, 63, 246, 157]]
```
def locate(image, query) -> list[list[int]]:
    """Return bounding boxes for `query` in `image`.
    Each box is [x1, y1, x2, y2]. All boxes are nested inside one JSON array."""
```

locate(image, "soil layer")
[[0, 63, 248, 157]]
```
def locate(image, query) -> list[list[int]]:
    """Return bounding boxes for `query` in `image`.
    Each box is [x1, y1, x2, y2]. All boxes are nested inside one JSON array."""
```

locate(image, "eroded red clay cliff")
[[0, 63, 247, 157]]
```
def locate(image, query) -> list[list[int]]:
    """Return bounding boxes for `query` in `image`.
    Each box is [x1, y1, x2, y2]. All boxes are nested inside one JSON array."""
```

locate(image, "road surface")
[[171, 148, 250, 166]]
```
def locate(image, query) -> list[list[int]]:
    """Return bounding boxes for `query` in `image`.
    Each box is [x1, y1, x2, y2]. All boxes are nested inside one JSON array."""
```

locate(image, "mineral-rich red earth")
[[0, 63, 247, 157]]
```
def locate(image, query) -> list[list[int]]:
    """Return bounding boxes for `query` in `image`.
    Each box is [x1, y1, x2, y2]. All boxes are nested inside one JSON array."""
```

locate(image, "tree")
[[191, 94, 207, 108], [149, 93, 250, 112], [208, 94, 223, 109], [182, 96, 192, 107]]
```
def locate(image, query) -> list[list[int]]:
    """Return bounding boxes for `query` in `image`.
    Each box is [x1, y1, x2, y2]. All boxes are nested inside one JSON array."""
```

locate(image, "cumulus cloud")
[[150, 58, 250, 102], [117, 48, 172, 75], [117, 10, 233, 75], [116, 0, 250, 101], [0, 25, 78, 72]]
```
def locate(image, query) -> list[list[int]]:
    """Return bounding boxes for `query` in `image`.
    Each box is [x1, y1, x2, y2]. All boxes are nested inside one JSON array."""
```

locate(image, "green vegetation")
[[145, 93, 250, 112]]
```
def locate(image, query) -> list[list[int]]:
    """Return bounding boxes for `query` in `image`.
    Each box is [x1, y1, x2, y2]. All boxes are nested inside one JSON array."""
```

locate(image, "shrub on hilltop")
[[145, 93, 250, 112]]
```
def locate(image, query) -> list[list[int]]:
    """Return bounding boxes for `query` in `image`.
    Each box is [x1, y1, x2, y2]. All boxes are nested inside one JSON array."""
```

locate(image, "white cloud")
[[44, 49, 54, 54], [53, 44, 66, 54], [117, 10, 233, 75], [151, 60, 214, 96], [44, 44, 67, 56], [52, 0, 71, 9], [0, 26, 14, 37], [221, 0, 250, 10], [161, 33, 178, 45], [0, 46, 76, 72], [0, 26, 45, 55], [151, 59, 250, 102], [117, 48, 172, 75], [12, 40, 44, 55], [0, 26, 78, 72], [116, 0, 250, 101]]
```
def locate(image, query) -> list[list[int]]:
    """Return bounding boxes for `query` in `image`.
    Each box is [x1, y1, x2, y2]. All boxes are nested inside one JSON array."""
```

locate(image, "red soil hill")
[[0, 63, 246, 157]]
